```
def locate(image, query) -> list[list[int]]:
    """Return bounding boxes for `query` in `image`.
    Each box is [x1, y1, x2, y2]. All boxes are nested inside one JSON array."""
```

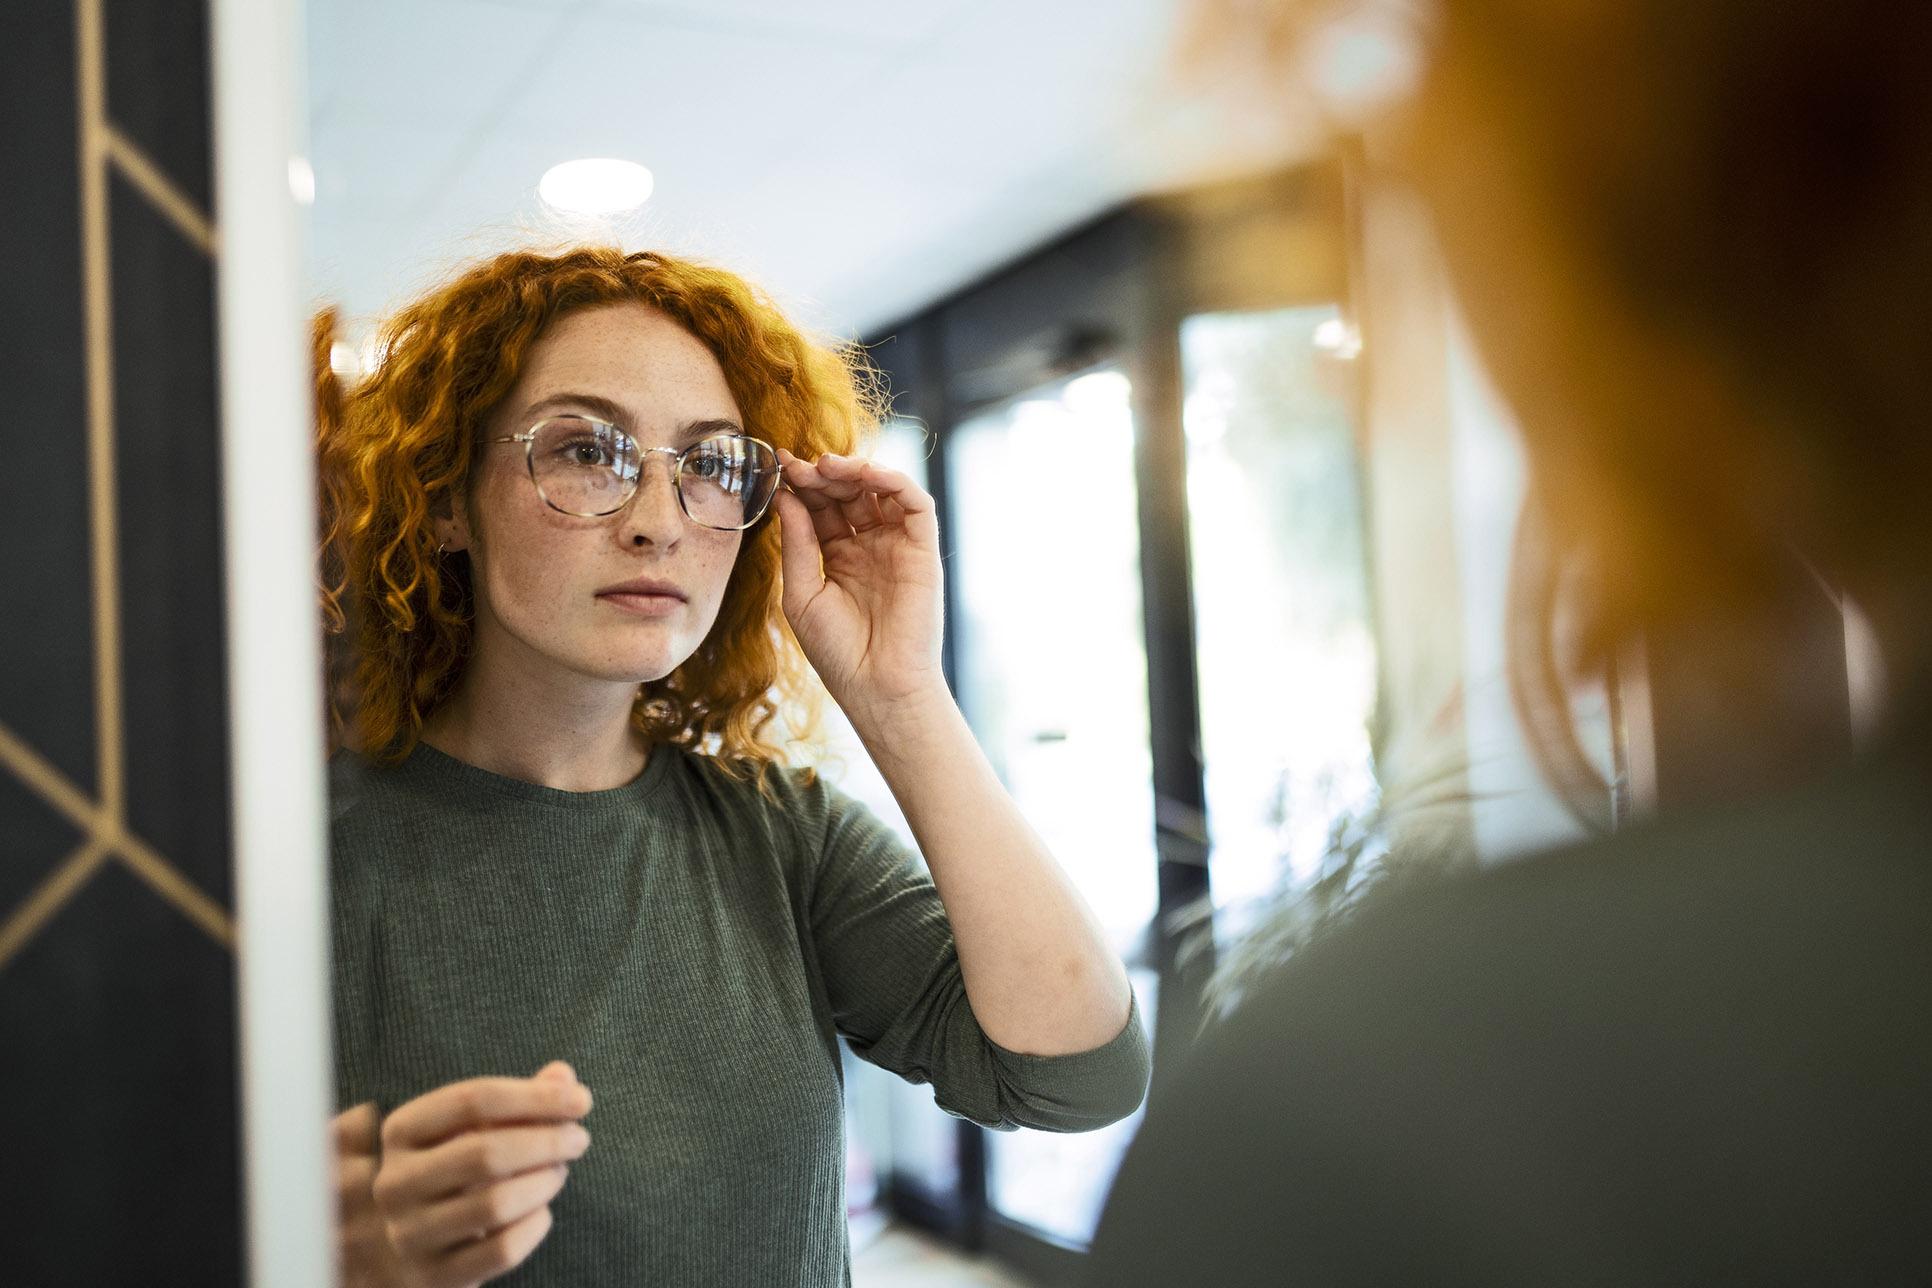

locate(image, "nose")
[[617, 450, 684, 549]]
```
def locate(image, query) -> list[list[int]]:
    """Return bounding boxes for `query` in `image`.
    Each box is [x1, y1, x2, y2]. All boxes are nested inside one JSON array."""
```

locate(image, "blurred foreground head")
[[1212, 0, 1932, 698]]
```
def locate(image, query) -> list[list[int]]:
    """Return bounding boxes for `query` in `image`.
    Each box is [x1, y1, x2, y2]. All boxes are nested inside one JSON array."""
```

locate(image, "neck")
[[419, 619, 650, 793]]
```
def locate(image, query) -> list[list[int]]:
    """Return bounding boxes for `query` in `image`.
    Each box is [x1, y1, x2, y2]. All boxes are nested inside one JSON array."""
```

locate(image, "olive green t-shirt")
[[329, 741, 1150, 1286]]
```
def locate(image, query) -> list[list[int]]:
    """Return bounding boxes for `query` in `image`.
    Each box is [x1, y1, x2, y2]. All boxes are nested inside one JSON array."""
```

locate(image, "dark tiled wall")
[[1, 2, 241, 1282]]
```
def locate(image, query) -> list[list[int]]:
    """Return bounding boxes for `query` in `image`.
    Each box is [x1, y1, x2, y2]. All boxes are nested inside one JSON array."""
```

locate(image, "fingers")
[[808, 454, 890, 533], [334, 1101, 381, 1157], [334, 1102, 384, 1225], [388, 1163, 571, 1257], [773, 488, 825, 607], [436, 1204, 555, 1287], [350, 1067, 584, 1288], [777, 449, 851, 547], [382, 1074, 592, 1152], [376, 1121, 591, 1209], [819, 454, 935, 513], [778, 449, 938, 545], [839, 489, 887, 535], [336, 1148, 379, 1219]]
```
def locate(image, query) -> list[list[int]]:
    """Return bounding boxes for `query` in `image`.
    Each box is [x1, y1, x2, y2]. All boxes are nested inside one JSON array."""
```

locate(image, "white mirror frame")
[[214, 0, 335, 1282]]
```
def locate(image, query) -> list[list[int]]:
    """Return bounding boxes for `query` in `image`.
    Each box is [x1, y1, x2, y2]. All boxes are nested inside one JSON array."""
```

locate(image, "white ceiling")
[[304, 0, 1315, 341]]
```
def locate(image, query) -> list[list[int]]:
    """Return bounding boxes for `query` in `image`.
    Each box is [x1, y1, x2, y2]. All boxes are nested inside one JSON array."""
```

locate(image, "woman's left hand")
[[773, 448, 946, 721]]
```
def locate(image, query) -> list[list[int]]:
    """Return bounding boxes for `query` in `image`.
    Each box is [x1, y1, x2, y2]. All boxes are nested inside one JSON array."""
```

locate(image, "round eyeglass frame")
[[487, 415, 783, 530]]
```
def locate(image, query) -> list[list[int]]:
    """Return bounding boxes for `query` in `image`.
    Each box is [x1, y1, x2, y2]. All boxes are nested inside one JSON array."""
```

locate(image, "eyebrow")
[[520, 392, 744, 443]]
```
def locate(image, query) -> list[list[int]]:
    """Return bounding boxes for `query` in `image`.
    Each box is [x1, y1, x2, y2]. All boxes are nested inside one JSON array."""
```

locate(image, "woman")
[[1091, 0, 1931, 1284], [317, 247, 1149, 1287]]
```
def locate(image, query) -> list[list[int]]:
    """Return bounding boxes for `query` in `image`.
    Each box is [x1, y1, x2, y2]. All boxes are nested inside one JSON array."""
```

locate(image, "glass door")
[[948, 367, 1161, 1248], [1179, 306, 1379, 945]]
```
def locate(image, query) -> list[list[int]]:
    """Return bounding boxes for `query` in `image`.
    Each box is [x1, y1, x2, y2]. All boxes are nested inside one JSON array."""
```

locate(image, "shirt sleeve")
[[792, 771, 1151, 1133]]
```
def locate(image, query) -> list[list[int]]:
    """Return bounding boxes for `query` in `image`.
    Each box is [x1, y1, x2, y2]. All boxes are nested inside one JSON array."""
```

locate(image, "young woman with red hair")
[[316, 247, 1148, 1287]]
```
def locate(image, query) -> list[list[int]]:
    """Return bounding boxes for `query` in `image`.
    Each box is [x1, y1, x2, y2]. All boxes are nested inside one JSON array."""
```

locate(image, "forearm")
[[849, 684, 1134, 1056]]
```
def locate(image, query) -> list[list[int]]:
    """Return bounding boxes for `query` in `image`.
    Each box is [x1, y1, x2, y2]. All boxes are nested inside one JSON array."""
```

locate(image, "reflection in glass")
[[1182, 306, 1378, 923], [951, 370, 1158, 956], [951, 368, 1159, 1246]]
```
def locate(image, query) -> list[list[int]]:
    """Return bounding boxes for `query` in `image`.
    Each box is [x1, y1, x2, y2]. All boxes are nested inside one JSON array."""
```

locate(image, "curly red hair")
[[315, 246, 883, 770]]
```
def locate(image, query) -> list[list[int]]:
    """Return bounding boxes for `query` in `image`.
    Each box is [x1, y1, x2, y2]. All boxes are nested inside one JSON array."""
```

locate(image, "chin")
[[555, 641, 686, 686], [620, 645, 696, 685]]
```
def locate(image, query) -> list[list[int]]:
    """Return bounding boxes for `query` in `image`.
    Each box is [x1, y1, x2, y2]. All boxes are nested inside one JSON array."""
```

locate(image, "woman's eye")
[[560, 440, 610, 467], [688, 450, 729, 481]]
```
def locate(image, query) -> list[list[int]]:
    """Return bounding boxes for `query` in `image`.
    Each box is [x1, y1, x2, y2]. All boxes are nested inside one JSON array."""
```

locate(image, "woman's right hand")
[[334, 1060, 594, 1287]]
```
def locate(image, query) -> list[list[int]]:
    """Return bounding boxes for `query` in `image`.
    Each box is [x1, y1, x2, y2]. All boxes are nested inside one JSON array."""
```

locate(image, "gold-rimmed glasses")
[[487, 415, 782, 530]]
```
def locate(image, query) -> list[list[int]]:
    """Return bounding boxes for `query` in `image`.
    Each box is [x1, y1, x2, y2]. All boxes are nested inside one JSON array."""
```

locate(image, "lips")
[[595, 577, 687, 601]]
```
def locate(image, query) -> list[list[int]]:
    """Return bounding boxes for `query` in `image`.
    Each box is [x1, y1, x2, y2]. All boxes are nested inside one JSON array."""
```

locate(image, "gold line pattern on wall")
[[0, 0, 235, 973], [80, 0, 124, 830], [103, 124, 219, 254], [0, 842, 112, 967]]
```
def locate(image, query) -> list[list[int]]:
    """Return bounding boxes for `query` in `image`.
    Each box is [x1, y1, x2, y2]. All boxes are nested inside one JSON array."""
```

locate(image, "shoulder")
[[325, 749, 402, 917], [668, 753, 913, 901], [326, 747, 450, 899], [669, 750, 880, 836], [1243, 750, 1932, 1066], [326, 747, 414, 852], [659, 750, 864, 866], [665, 749, 825, 822], [1167, 752, 1932, 1167], [325, 746, 378, 817], [1094, 754, 1932, 1283], [665, 753, 910, 916], [1345, 744, 1929, 990]]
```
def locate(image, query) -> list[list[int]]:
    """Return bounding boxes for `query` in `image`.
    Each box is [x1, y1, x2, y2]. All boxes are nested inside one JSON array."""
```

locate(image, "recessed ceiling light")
[[287, 156, 316, 206], [1313, 316, 1363, 360], [538, 158, 655, 215]]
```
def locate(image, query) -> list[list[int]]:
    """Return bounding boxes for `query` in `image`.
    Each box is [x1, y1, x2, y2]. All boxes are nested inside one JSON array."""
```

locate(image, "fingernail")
[[567, 1124, 591, 1151]]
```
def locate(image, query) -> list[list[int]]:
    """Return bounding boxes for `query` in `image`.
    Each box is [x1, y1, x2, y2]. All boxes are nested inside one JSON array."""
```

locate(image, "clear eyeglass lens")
[[679, 434, 779, 529], [529, 417, 639, 515], [526, 419, 778, 526]]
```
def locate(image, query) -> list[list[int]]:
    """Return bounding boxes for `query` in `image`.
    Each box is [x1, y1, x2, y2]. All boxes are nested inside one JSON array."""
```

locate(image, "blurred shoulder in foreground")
[[1090, 717, 1932, 1286]]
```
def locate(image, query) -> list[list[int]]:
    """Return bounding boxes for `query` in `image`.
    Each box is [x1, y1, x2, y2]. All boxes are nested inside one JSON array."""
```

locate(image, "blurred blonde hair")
[[1196, 0, 1932, 652]]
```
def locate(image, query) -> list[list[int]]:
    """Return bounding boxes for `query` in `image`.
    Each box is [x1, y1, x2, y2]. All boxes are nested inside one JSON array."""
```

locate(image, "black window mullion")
[[1121, 212, 1216, 1088]]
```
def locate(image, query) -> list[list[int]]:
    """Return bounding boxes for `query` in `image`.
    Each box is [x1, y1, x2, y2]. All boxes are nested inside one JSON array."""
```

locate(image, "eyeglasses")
[[487, 415, 782, 530]]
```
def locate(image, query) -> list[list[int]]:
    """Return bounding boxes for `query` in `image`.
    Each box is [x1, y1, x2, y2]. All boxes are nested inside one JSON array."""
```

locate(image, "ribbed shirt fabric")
[[329, 740, 1151, 1287]]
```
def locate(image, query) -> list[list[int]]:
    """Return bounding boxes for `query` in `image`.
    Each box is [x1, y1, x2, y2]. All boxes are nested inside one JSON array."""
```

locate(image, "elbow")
[[986, 1002, 1153, 1133], [1085, 1036, 1154, 1127]]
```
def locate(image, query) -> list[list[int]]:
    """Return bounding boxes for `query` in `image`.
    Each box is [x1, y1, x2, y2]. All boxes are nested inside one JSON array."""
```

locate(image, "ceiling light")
[[1313, 317, 1363, 360], [288, 156, 316, 206], [538, 158, 655, 216]]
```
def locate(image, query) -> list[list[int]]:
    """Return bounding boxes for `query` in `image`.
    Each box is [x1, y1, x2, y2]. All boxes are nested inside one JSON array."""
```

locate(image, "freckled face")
[[452, 302, 745, 684]]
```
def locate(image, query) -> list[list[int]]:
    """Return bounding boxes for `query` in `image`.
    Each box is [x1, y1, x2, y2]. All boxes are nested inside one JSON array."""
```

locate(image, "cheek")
[[474, 487, 582, 618], [689, 534, 747, 613]]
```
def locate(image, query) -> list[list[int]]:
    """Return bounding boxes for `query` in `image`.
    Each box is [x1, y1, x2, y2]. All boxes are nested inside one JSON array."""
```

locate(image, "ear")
[[430, 490, 474, 555]]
